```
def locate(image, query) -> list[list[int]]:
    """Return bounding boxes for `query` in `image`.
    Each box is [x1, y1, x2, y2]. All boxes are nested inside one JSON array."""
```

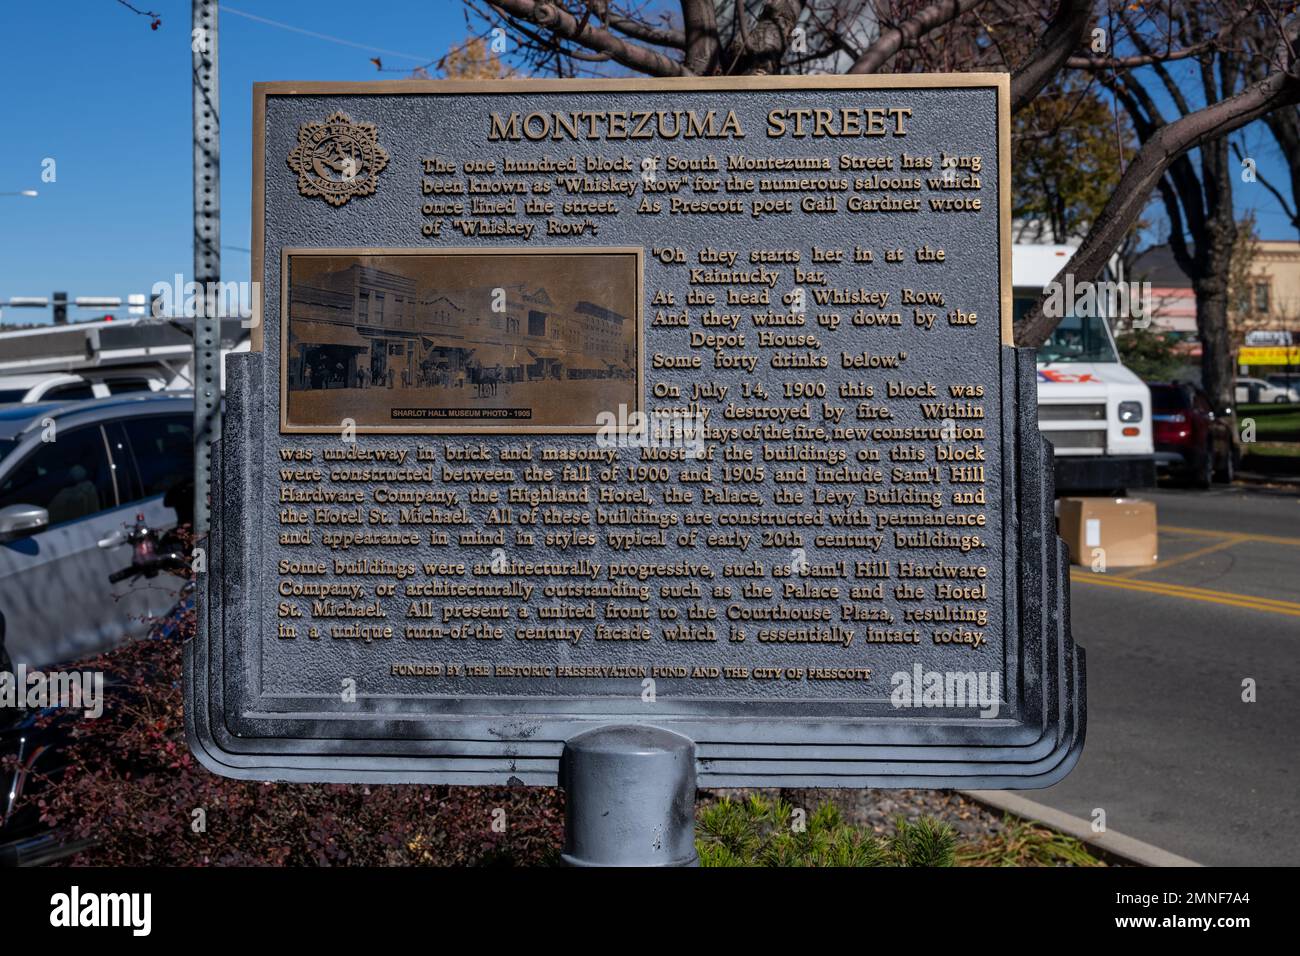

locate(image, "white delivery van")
[[1012, 244, 1155, 494]]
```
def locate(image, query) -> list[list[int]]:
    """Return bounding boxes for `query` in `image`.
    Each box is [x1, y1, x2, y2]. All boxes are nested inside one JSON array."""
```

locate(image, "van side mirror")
[[0, 504, 49, 542]]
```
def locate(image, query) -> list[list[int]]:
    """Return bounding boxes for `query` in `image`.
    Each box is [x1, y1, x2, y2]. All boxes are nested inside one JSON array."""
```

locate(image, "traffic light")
[[52, 291, 67, 324]]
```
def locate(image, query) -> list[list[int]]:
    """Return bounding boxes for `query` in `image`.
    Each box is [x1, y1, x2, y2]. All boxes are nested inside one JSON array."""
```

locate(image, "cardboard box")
[[1057, 497, 1158, 568]]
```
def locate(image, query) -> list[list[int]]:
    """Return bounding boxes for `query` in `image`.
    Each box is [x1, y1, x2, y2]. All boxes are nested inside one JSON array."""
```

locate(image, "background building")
[[1129, 245, 1197, 349], [1236, 240, 1300, 373], [288, 264, 420, 388], [1130, 240, 1300, 375]]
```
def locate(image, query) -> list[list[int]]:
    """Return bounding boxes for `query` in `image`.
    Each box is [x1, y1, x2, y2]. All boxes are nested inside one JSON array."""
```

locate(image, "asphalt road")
[[1032, 484, 1300, 866]]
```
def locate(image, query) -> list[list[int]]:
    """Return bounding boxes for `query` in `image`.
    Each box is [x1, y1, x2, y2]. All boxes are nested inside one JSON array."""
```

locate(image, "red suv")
[[1150, 382, 1237, 488]]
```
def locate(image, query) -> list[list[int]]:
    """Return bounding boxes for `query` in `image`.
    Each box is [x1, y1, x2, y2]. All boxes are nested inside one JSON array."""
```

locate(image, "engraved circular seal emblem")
[[287, 111, 389, 207]]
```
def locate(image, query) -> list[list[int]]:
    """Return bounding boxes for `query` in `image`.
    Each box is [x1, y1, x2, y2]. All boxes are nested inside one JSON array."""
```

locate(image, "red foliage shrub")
[[26, 609, 565, 866]]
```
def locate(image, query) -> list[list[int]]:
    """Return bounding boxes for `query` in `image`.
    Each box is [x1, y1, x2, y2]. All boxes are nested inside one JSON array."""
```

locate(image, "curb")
[[1235, 470, 1300, 489], [959, 790, 1202, 868]]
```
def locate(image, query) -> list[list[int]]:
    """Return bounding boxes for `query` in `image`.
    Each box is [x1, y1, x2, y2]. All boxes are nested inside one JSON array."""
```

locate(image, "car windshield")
[[1013, 295, 1119, 364], [1149, 385, 1186, 412], [0, 390, 28, 403]]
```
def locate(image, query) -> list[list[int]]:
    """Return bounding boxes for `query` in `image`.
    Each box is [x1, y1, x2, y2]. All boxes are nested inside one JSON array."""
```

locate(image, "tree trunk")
[[1194, 127, 1238, 418], [1195, 280, 1236, 417]]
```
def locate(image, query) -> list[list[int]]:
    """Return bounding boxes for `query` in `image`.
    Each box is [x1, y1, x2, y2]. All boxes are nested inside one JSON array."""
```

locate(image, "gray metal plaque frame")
[[186, 76, 1084, 787]]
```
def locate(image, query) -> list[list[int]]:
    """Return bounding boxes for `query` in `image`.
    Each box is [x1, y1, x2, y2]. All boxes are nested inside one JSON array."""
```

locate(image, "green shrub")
[[696, 795, 956, 867], [1115, 327, 1187, 381], [889, 815, 958, 867]]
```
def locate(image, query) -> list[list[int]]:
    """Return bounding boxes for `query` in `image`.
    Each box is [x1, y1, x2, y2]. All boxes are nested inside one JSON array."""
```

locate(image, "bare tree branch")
[[486, 0, 685, 75], [728, 0, 806, 75], [600, 4, 685, 48], [1017, 63, 1300, 347], [1068, 3, 1255, 72], [115, 0, 161, 29], [1068, 39, 1219, 71], [1102, 69, 1212, 243], [1010, 0, 1092, 113], [734, 0, 752, 54], [1232, 138, 1299, 227], [681, 0, 721, 75], [848, 0, 989, 74]]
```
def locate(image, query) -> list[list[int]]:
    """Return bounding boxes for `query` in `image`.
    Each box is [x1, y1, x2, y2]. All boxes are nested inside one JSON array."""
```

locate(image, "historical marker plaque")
[[187, 76, 1084, 787]]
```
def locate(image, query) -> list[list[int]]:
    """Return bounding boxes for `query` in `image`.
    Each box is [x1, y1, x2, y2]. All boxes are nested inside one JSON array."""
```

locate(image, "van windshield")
[[1013, 295, 1119, 364]]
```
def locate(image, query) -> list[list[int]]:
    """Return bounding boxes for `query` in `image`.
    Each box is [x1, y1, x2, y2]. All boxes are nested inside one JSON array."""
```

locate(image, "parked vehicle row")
[[1149, 382, 1237, 488], [1013, 243, 1156, 496], [0, 370, 166, 404], [1235, 376, 1300, 404]]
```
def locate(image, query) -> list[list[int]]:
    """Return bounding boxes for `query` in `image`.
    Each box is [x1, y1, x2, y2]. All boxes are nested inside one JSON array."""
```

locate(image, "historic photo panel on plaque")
[[187, 76, 1084, 787], [282, 249, 642, 432]]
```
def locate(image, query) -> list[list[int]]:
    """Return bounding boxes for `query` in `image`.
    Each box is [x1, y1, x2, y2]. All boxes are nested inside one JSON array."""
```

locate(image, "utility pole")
[[193, 0, 220, 536]]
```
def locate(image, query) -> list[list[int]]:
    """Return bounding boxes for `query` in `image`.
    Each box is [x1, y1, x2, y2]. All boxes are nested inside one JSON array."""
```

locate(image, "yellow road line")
[[1078, 572, 1300, 609], [1112, 536, 1246, 579], [1121, 579, 1300, 609], [1074, 575, 1300, 617], [1070, 571, 1300, 618], [1160, 525, 1300, 548]]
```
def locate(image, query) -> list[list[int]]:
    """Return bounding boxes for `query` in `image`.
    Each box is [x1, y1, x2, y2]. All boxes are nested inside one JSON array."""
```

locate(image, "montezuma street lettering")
[[486, 106, 912, 140]]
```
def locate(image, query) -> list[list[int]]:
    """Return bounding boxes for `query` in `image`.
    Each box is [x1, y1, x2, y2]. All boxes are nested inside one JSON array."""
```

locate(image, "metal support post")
[[559, 725, 699, 867]]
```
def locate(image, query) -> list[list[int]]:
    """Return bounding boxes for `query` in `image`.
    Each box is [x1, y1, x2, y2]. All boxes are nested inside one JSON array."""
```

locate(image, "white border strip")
[[960, 790, 1203, 867]]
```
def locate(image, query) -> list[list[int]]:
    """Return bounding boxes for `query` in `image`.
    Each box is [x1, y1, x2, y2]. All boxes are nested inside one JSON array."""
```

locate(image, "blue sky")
[[0, 0, 466, 325], [1, 2, 1297, 326]]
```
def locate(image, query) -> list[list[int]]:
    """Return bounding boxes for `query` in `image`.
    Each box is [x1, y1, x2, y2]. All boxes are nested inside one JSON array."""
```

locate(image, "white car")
[[0, 371, 166, 404], [1235, 377, 1299, 404]]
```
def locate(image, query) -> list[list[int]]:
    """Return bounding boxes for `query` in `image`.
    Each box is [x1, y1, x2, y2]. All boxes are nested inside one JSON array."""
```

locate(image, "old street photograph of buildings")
[[283, 250, 639, 430]]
